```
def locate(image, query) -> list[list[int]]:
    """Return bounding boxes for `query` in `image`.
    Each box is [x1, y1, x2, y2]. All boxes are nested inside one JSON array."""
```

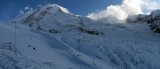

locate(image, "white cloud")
[[87, 0, 160, 22], [141, 0, 160, 13], [25, 7, 29, 11], [24, 5, 33, 11]]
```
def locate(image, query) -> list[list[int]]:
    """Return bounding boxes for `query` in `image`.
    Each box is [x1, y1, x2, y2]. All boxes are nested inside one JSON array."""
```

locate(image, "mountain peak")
[[41, 4, 72, 14], [20, 4, 92, 32], [20, 4, 76, 26]]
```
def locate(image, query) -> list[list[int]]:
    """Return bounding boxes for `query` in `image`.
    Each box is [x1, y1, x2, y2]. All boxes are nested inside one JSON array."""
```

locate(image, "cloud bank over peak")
[[87, 0, 160, 22]]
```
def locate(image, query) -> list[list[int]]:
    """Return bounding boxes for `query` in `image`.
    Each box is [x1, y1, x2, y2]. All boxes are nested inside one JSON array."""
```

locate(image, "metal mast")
[[14, 21, 17, 47]]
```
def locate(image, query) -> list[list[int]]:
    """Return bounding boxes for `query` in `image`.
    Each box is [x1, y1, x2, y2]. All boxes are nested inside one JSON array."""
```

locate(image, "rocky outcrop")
[[126, 10, 160, 33]]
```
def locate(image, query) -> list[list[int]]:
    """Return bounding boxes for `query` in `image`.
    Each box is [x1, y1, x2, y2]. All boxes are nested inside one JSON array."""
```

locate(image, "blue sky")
[[0, 0, 121, 21]]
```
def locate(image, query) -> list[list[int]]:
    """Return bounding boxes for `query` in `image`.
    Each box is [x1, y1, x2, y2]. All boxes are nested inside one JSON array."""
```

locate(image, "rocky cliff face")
[[126, 10, 160, 33], [149, 10, 160, 33]]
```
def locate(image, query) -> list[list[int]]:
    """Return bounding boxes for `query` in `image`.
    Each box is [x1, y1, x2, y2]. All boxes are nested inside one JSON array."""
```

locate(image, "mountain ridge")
[[126, 9, 160, 33]]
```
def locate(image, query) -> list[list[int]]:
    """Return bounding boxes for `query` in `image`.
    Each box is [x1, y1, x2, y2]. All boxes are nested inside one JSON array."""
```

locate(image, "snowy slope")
[[1, 4, 160, 69], [0, 22, 112, 69], [0, 48, 57, 69]]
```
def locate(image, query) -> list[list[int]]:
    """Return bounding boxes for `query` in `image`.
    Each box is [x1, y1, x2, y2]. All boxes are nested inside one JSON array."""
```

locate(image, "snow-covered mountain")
[[126, 10, 160, 33], [1, 4, 160, 69], [18, 4, 95, 34]]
